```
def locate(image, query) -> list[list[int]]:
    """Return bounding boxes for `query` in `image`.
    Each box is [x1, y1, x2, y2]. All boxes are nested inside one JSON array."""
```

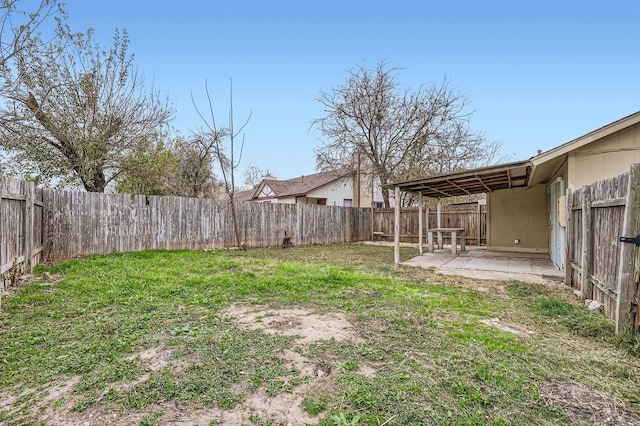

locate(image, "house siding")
[[275, 197, 296, 204], [486, 184, 549, 253], [307, 176, 354, 206], [568, 122, 640, 190]]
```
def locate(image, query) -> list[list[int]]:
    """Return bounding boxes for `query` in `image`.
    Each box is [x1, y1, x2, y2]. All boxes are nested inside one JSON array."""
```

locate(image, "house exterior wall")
[[258, 172, 386, 206], [486, 184, 549, 253], [367, 175, 386, 207], [352, 172, 385, 207], [567, 122, 640, 189], [274, 197, 296, 204], [307, 176, 354, 206]]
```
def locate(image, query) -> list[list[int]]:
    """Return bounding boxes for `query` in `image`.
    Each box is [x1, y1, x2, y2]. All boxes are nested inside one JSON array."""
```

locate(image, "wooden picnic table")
[[427, 227, 466, 254]]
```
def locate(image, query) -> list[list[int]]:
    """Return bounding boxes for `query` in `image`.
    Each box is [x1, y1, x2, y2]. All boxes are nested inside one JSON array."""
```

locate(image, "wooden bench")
[[374, 229, 467, 254], [373, 232, 427, 242], [427, 228, 466, 254]]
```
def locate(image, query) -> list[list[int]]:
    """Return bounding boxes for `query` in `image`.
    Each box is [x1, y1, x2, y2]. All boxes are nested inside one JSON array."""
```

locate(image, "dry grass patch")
[[3, 245, 640, 425], [540, 380, 640, 426]]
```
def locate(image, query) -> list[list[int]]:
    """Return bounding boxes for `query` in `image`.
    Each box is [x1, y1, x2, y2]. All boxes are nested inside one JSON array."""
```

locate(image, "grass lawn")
[[1, 243, 640, 425]]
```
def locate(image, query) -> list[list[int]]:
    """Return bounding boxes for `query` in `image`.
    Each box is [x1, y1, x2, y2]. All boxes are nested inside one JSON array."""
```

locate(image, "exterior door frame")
[[549, 177, 565, 270]]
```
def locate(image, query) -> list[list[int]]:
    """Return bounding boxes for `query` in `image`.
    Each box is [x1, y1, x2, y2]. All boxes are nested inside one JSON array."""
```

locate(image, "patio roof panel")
[[385, 160, 532, 198]]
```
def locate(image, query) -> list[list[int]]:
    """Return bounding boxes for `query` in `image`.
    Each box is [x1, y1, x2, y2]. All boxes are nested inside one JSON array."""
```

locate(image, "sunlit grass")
[[1, 243, 639, 425]]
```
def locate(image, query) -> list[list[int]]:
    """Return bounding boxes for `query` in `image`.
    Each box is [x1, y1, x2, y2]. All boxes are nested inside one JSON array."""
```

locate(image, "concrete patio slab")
[[401, 246, 564, 284]]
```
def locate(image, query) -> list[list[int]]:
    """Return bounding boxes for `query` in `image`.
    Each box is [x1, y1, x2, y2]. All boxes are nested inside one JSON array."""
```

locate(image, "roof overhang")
[[384, 160, 532, 198], [529, 111, 640, 184]]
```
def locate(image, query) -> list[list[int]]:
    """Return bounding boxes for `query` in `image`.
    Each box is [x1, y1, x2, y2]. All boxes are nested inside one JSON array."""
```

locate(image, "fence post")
[[394, 187, 400, 265], [616, 163, 640, 333], [426, 205, 430, 232], [345, 207, 353, 242], [436, 199, 442, 248], [23, 181, 34, 274], [0, 171, 3, 291], [370, 203, 374, 241], [581, 186, 593, 299], [418, 193, 423, 255], [476, 202, 481, 245], [565, 188, 573, 287]]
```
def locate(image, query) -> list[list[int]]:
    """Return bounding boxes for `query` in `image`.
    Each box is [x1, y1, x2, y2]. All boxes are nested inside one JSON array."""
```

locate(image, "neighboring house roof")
[[253, 167, 354, 201], [233, 188, 255, 202]]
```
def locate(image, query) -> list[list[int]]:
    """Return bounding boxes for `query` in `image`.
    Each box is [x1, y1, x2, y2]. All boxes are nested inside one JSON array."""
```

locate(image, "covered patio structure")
[[385, 160, 533, 265], [384, 160, 563, 282]]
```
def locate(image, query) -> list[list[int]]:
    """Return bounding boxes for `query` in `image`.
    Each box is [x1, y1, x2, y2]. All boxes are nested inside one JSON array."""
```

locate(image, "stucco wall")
[[486, 184, 549, 252], [274, 197, 296, 204], [352, 173, 385, 207], [568, 122, 640, 189], [307, 176, 354, 206]]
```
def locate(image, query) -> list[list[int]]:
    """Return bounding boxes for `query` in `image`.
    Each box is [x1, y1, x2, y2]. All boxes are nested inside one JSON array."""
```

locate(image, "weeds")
[[1, 244, 639, 425]]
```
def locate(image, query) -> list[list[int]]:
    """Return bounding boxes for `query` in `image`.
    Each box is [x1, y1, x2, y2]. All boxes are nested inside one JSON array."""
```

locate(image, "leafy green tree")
[[116, 137, 220, 197], [115, 137, 179, 196]]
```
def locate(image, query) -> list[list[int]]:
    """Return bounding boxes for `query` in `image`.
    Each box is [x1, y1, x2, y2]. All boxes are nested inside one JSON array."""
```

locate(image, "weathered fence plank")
[[372, 202, 486, 245], [564, 165, 639, 331], [23, 182, 34, 273], [616, 164, 640, 333], [581, 187, 593, 299], [35, 189, 372, 264], [1, 176, 25, 276], [565, 188, 573, 286]]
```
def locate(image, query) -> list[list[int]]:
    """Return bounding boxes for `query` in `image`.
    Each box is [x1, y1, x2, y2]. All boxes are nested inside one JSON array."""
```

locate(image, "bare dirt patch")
[[3, 306, 377, 425], [222, 305, 363, 343], [540, 380, 640, 425], [0, 376, 83, 426], [480, 318, 534, 336], [127, 346, 177, 373]]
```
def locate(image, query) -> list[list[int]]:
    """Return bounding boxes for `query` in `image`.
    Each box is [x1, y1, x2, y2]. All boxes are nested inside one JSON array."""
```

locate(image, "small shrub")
[[301, 396, 328, 415]]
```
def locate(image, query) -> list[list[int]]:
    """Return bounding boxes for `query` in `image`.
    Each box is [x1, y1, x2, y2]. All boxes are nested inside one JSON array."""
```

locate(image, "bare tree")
[[175, 137, 220, 198], [242, 164, 276, 189], [0, 26, 173, 191], [314, 61, 499, 207], [192, 79, 250, 248], [0, 1, 66, 68]]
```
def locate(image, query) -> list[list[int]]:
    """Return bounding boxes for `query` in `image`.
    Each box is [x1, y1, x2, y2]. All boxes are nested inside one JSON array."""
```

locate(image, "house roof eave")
[[531, 111, 640, 167]]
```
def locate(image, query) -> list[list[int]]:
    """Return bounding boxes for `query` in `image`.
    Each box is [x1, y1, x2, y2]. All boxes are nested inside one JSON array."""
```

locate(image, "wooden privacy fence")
[[565, 163, 640, 333], [3, 184, 371, 265], [372, 202, 486, 245], [1, 175, 44, 288]]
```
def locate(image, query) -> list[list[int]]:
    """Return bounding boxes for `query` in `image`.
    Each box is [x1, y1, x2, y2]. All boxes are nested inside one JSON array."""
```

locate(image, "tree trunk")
[[379, 173, 391, 208], [81, 170, 107, 192], [229, 192, 242, 248], [26, 93, 108, 192], [383, 188, 391, 208]]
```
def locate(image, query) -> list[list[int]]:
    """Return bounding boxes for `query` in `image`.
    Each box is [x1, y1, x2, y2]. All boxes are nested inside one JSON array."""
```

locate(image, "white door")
[[549, 178, 564, 270]]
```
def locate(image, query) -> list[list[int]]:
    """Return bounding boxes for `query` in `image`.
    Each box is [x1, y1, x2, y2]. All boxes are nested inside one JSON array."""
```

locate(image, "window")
[[343, 199, 353, 207], [374, 202, 384, 208]]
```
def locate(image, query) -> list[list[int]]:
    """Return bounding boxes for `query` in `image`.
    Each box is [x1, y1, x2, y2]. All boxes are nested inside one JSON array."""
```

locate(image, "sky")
[[62, 0, 640, 180]]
